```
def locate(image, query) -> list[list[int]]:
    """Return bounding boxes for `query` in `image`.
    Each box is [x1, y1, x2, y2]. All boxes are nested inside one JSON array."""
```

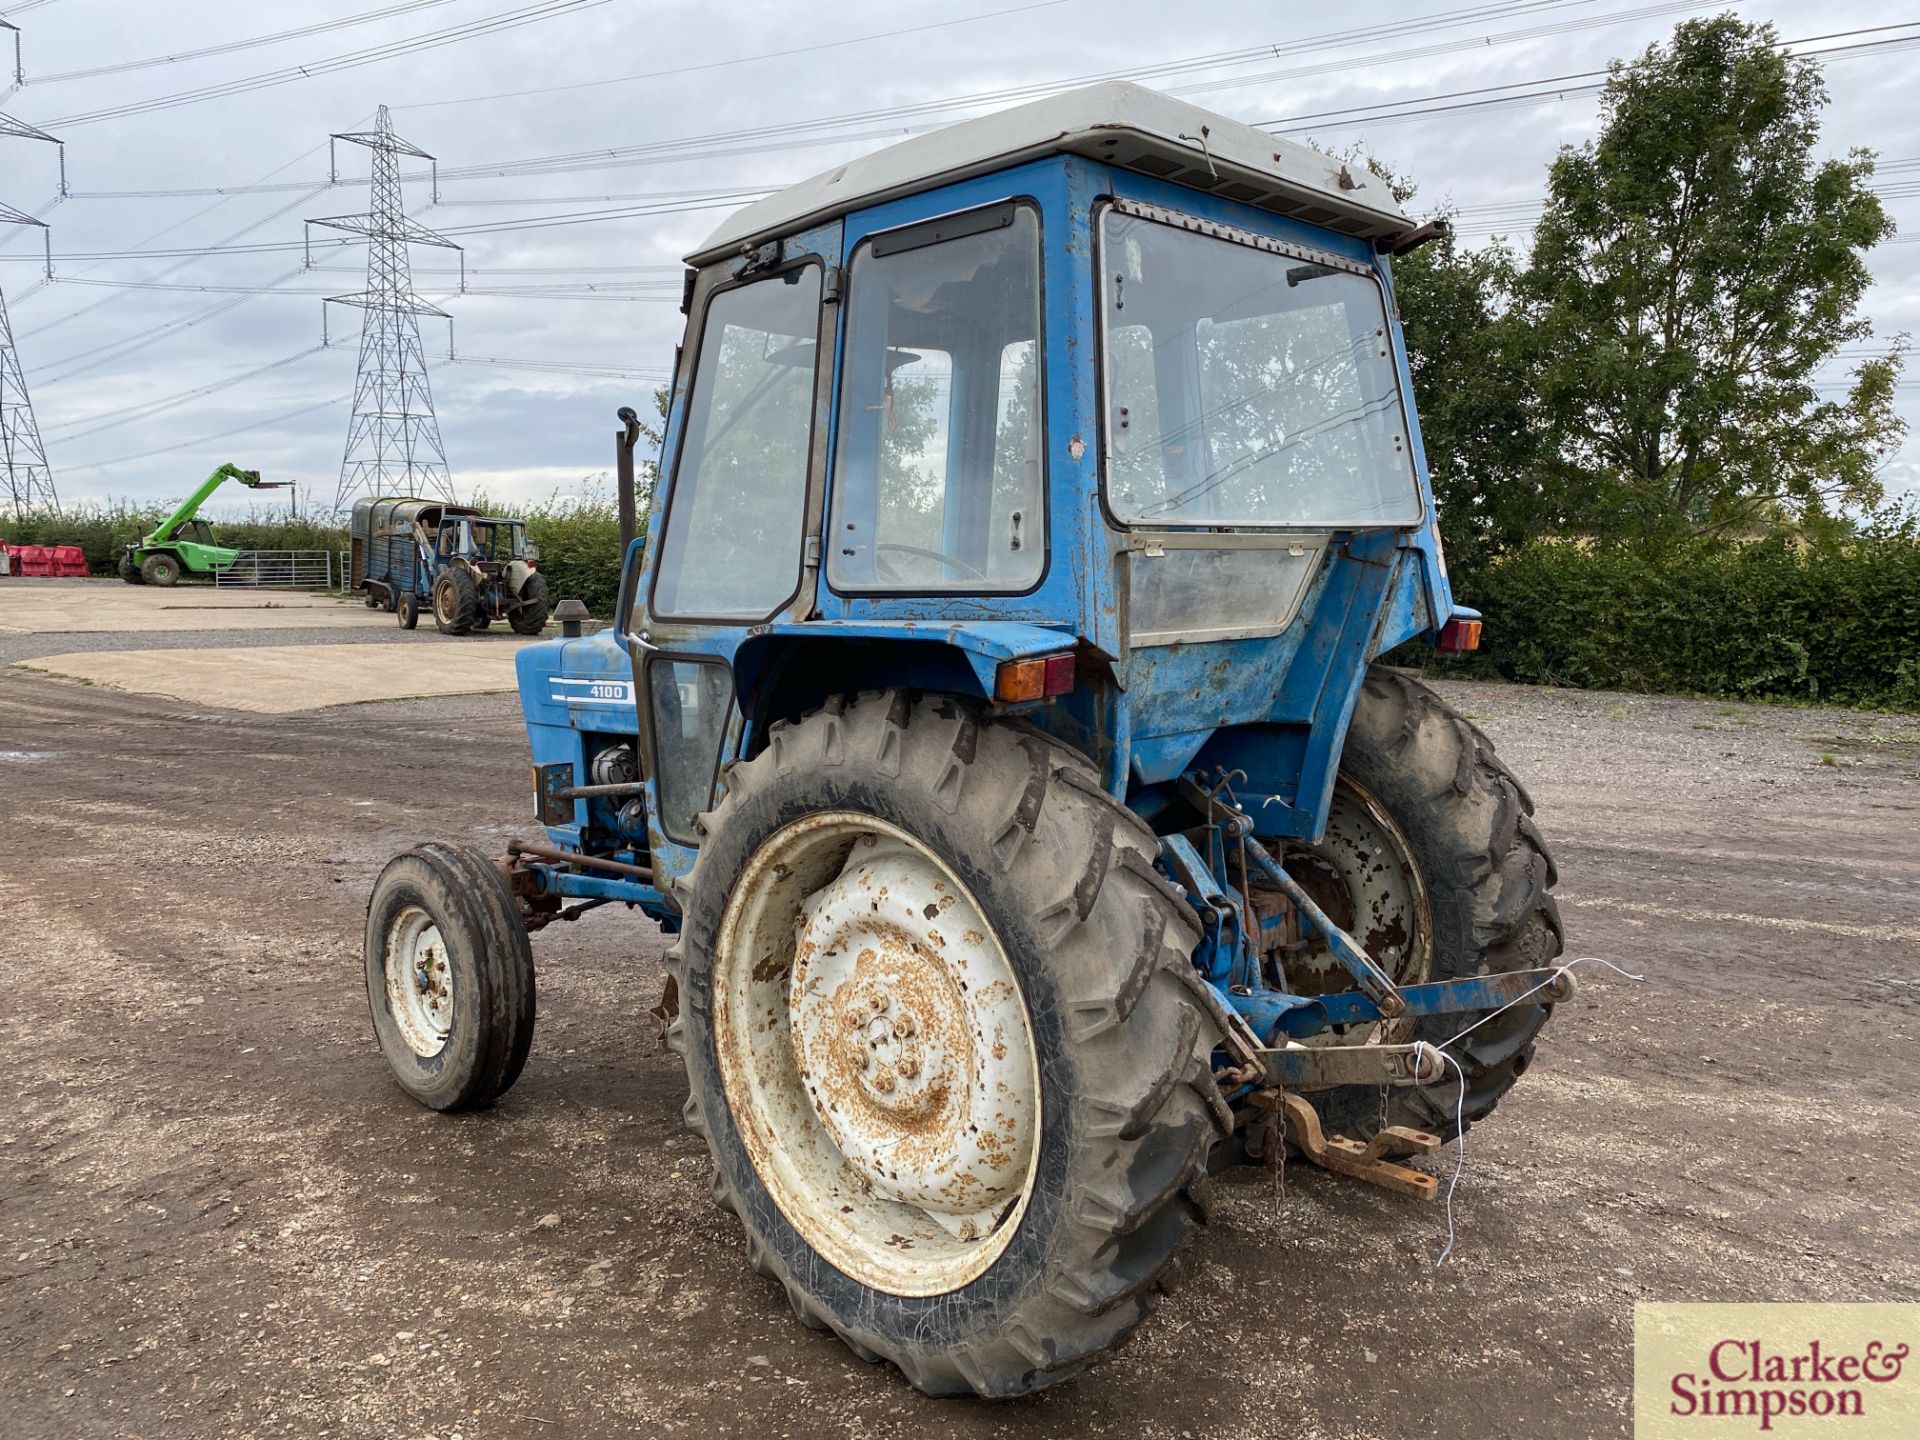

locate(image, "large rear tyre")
[[667, 690, 1226, 1398], [363, 842, 536, 1111], [509, 572, 551, 635], [432, 568, 479, 635], [1297, 666, 1562, 1144]]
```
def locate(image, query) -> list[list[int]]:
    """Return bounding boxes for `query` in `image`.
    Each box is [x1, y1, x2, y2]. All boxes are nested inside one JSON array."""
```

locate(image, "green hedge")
[[4, 495, 635, 618], [1430, 534, 1920, 710]]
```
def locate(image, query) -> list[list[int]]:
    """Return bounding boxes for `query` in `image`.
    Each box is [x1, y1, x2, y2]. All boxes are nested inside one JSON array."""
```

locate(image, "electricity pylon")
[[309, 105, 460, 511], [1, 21, 59, 517]]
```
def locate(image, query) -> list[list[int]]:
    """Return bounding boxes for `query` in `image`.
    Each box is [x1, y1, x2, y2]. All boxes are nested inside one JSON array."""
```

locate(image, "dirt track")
[[2, 665, 1917, 1439]]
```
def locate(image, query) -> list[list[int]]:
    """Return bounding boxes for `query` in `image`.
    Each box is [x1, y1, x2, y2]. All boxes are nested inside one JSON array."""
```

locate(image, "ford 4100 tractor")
[[363, 82, 1567, 1398]]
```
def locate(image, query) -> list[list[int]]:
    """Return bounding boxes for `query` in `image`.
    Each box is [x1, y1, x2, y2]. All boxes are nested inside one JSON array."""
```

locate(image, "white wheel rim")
[[384, 905, 453, 1058], [712, 812, 1040, 1297]]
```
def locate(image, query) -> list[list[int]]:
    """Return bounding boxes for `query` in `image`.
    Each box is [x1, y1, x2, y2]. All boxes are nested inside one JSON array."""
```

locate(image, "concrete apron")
[[14, 642, 532, 714]]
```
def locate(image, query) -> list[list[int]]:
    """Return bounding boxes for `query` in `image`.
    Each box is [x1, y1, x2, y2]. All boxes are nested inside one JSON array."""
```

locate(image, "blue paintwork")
[[503, 139, 1506, 1069]]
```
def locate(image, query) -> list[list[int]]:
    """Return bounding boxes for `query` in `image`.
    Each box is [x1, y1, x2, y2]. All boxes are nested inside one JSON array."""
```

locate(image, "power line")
[[56, 393, 349, 475], [41, 345, 329, 445], [23, 0, 468, 84], [402, 0, 1072, 111], [38, 0, 610, 129], [40, 0, 1716, 199]]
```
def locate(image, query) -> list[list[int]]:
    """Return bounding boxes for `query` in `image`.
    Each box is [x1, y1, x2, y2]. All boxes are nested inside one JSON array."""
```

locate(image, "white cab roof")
[[689, 81, 1417, 265]]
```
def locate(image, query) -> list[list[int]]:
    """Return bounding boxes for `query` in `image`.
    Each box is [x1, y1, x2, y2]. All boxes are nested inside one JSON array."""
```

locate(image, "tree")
[[1518, 15, 1904, 538]]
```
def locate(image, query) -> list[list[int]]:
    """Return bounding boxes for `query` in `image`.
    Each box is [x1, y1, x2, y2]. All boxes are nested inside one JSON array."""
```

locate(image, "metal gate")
[[214, 550, 334, 590]]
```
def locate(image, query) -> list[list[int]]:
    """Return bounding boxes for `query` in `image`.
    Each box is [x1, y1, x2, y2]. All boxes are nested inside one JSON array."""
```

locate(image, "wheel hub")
[[384, 907, 453, 1058], [788, 839, 1033, 1240], [712, 815, 1042, 1294]]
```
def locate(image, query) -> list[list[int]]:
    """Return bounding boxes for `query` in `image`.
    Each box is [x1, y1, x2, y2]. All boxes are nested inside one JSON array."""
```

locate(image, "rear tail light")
[[1436, 617, 1482, 653], [994, 652, 1077, 703]]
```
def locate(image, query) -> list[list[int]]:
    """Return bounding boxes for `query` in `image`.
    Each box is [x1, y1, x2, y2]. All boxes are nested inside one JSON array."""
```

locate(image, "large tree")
[[1519, 14, 1904, 537]]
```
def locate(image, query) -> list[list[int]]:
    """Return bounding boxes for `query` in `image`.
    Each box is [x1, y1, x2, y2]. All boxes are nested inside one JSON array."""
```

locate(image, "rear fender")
[[731, 621, 1078, 757]]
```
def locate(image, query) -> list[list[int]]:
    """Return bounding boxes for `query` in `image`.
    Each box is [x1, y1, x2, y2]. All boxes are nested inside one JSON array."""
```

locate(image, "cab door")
[[625, 220, 841, 873]]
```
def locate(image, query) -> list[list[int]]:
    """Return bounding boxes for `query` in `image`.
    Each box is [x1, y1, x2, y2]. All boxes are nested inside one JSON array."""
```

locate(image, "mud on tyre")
[[1304, 666, 1563, 1144], [665, 689, 1229, 1398]]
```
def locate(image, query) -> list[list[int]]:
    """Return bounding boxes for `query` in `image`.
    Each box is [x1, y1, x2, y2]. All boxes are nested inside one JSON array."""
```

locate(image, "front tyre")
[[363, 842, 536, 1111], [668, 691, 1225, 1397], [141, 551, 181, 587]]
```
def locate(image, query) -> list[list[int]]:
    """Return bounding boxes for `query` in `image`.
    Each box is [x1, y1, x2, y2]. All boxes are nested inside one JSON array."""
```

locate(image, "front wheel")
[[364, 843, 536, 1111], [140, 551, 182, 587], [397, 591, 419, 629], [667, 691, 1226, 1397]]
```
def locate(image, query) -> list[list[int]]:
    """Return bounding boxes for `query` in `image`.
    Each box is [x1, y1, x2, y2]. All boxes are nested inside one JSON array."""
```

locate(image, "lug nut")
[[893, 1015, 915, 1038], [896, 1055, 920, 1080], [871, 1066, 896, 1094]]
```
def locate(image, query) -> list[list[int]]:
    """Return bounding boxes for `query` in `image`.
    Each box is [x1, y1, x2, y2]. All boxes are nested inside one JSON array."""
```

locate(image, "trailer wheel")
[[432, 569, 478, 635], [364, 843, 536, 1111], [117, 552, 141, 584], [140, 551, 182, 587], [1298, 666, 1562, 1145], [667, 690, 1225, 1397], [510, 573, 551, 635], [397, 591, 419, 629]]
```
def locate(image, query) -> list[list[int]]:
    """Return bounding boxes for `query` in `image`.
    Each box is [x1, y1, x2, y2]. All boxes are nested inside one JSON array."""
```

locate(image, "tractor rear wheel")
[[140, 551, 182, 587], [432, 568, 478, 635], [510, 573, 551, 635], [666, 690, 1225, 1397], [363, 842, 536, 1111], [1291, 666, 1562, 1146]]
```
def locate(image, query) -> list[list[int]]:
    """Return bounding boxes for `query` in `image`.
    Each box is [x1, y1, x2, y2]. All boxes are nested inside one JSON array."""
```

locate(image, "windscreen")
[[1101, 209, 1420, 529]]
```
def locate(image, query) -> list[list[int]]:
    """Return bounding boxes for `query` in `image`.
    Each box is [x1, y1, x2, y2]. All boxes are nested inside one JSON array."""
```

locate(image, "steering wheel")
[[873, 542, 992, 584]]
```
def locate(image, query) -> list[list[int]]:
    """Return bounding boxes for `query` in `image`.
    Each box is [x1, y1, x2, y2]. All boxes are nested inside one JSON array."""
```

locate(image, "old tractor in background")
[[117, 462, 289, 586], [348, 496, 551, 635], [362, 83, 1568, 1397]]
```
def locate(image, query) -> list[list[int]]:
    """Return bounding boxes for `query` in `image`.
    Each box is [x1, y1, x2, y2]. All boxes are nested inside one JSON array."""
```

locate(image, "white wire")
[[1423, 955, 1646, 1268]]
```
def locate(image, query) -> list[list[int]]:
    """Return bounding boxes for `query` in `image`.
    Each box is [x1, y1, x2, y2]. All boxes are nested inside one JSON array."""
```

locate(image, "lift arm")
[[143, 464, 289, 546]]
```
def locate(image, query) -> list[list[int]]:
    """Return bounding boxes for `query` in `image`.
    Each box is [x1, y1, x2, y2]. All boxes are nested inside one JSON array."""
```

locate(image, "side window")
[[829, 204, 1044, 592], [648, 657, 732, 844], [652, 267, 823, 620]]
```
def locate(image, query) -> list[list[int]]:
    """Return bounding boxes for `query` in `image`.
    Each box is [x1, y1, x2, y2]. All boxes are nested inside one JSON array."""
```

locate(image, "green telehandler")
[[118, 463, 290, 586]]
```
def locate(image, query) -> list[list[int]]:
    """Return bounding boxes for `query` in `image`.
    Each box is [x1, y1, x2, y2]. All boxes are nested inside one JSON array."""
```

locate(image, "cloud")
[[3, 0, 1913, 512]]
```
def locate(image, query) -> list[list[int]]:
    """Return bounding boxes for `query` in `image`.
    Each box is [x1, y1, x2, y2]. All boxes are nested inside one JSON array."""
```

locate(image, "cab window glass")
[[829, 205, 1044, 592], [653, 267, 822, 619]]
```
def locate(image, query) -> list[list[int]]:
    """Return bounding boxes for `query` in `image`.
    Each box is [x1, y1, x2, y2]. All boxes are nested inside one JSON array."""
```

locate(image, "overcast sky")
[[1, 0, 1913, 519]]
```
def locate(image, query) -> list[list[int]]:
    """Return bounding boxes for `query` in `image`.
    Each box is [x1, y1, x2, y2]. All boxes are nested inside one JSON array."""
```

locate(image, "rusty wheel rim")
[[1274, 775, 1432, 1045], [384, 905, 453, 1058], [711, 813, 1040, 1297]]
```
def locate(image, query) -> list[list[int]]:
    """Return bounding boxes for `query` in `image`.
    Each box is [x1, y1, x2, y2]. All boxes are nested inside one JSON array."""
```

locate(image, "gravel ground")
[[1, 668, 1915, 1440]]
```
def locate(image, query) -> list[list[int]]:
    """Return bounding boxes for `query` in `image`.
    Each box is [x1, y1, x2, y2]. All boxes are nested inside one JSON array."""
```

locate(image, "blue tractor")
[[363, 83, 1565, 1397]]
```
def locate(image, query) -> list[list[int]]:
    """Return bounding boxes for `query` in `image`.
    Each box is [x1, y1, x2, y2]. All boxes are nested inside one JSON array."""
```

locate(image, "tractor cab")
[[397, 81, 1570, 1398], [518, 81, 1466, 878]]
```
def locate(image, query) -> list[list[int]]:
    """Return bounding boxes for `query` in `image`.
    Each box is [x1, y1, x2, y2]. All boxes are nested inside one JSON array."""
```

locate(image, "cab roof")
[[688, 81, 1418, 266]]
